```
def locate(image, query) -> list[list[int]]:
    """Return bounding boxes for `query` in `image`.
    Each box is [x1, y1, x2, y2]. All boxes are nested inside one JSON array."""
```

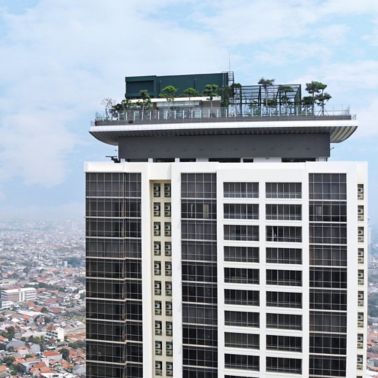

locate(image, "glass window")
[[224, 204, 259, 219], [224, 246, 259, 263], [224, 182, 259, 198], [266, 204, 301, 220], [266, 182, 301, 199], [266, 248, 302, 264], [224, 225, 259, 241]]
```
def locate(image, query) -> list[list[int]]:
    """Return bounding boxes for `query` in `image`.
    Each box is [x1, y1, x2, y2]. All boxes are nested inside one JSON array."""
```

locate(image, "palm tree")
[[160, 85, 178, 114], [203, 83, 219, 114], [137, 90, 151, 113], [258, 78, 275, 113], [278, 85, 294, 114]]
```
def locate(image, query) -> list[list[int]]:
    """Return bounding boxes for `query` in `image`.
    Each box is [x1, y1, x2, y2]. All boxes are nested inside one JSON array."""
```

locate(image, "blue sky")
[[0, 0, 377, 225]]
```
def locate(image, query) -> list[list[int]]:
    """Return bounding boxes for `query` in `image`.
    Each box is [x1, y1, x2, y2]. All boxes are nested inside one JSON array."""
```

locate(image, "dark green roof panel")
[[125, 72, 229, 98]]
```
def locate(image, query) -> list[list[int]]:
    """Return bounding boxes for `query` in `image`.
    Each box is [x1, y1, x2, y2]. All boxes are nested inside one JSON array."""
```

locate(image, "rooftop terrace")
[[90, 72, 357, 155], [94, 106, 353, 126]]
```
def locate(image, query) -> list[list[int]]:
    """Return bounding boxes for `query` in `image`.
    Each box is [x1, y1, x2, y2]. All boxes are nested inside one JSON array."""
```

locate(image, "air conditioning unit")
[[164, 184, 171, 197], [164, 203, 171, 217], [154, 242, 161, 255], [153, 184, 161, 197], [358, 184, 364, 200], [165, 242, 172, 256], [153, 203, 161, 217]]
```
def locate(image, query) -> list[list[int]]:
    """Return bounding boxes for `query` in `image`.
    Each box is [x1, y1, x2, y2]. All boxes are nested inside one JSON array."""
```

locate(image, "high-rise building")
[[85, 72, 367, 378]]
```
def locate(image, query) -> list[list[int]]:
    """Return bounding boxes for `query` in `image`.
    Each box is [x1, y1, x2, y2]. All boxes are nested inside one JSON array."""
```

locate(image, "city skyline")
[[0, 0, 377, 225]]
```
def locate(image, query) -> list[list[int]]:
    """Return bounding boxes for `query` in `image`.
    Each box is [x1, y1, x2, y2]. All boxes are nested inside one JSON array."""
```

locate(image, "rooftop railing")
[[93, 106, 353, 126]]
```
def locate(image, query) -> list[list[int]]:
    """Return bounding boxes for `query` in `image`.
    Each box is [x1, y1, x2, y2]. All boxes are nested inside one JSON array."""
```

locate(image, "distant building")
[[0, 287, 37, 309], [46, 326, 65, 342]]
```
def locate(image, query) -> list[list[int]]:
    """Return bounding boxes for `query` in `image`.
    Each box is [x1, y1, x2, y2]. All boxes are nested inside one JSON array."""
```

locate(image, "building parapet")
[[93, 106, 353, 126]]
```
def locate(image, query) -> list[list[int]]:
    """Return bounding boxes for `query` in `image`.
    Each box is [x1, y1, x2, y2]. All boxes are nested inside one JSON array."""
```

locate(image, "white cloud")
[[0, 0, 228, 190]]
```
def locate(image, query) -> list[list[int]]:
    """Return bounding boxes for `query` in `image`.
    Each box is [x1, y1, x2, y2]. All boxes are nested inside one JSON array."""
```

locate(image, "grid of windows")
[[86, 238, 141, 259], [266, 291, 302, 308], [224, 225, 259, 241], [86, 172, 141, 198], [309, 245, 347, 267], [225, 333, 259, 349], [224, 268, 259, 284], [310, 267, 347, 288], [223, 182, 259, 198], [183, 367, 217, 378], [310, 334, 346, 354], [182, 173, 216, 199], [182, 304, 217, 325], [309, 173, 348, 376], [266, 313, 302, 330], [182, 262, 217, 282], [266, 247, 302, 264], [182, 200, 216, 219], [225, 289, 259, 306], [183, 346, 217, 367], [266, 335, 302, 352], [309, 173, 346, 200], [310, 224, 347, 244], [266, 204, 302, 220], [266, 182, 302, 199], [183, 325, 217, 346], [225, 354, 259, 371], [225, 311, 259, 327], [224, 246, 259, 262], [86, 173, 142, 374], [224, 203, 259, 219], [310, 311, 347, 333], [181, 173, 217, 374], [182, 283, 217, 304], [266, 357, 302, 374], [86, 198, 141, 218], [310, 289, 347, 311], [309, 356, 346, 376], [266, 226, 302, 242], [182, 241, 217, 262], [266, 269, 302, 286], [310, 201, 346, 222], [182, 220, 216, 241]]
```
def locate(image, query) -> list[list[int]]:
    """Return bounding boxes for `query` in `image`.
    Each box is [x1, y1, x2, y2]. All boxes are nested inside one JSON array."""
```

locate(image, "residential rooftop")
[[90, 72, 358, 161]]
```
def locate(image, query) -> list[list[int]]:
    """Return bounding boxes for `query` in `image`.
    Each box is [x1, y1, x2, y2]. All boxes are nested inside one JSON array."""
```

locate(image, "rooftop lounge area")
[[93, 72, 354, 126]]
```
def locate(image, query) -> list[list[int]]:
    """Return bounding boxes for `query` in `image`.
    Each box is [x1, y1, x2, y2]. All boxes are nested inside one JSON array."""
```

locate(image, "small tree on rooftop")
[[183, 87, 199, 100], [258, 78, 275, 110], [278, 85, 294, 114], [137, 89, 152, 112], [305, 81, 327, 114], [203, 83, 219, 113], [102, 98, 115, 119], [160, 85, 177, 102], [315, 92, 332, 115]]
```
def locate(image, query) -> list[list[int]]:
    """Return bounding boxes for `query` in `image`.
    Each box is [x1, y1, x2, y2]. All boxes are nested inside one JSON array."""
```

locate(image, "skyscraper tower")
[[85, 73, 367, 378]]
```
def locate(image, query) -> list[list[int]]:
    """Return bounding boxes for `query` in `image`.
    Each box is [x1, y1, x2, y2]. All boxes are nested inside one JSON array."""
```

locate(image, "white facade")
[[85, 160, 367, 378], [0, 287, 37, 309]]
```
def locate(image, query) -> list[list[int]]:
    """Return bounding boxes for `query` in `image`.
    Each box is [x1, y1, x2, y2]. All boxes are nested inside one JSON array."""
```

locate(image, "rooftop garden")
[[97, 74, 350, 123]]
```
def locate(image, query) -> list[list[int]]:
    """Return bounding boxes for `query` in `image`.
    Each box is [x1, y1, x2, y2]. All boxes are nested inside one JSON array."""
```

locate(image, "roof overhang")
[[90, 119, 358, 146]]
